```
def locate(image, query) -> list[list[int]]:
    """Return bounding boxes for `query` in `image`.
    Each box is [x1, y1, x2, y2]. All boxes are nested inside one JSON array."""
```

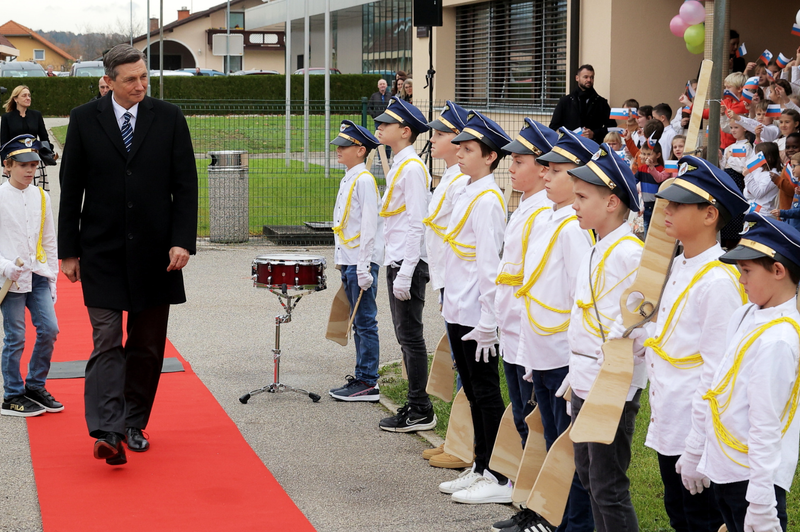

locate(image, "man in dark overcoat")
[[58, 44, 197, 465]]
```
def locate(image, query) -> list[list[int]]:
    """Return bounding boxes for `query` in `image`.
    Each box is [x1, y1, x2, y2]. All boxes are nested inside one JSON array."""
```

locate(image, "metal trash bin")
[[208, 150, 249, 243]]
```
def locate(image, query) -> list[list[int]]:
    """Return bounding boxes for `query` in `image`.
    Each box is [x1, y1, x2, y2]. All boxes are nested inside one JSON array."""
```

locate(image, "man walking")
[[58, 44, 198, 466], [549, 65, 614, 141]]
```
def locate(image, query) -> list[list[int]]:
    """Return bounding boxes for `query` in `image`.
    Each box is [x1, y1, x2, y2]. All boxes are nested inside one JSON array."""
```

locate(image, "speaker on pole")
[[413, 0, 443, 27]]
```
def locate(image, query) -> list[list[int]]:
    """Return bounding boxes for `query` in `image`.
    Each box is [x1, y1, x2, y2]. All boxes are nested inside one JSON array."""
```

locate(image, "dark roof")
[[133, 0, 249, 43], [0, 33, 16, 50]]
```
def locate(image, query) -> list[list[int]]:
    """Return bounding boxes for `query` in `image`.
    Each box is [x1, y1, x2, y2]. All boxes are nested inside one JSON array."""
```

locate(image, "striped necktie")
[[121, 111, 133, 152]]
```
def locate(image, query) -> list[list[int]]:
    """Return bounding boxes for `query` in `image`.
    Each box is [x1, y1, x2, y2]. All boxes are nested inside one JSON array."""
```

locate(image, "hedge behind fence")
[[0, 74, 382, 116]]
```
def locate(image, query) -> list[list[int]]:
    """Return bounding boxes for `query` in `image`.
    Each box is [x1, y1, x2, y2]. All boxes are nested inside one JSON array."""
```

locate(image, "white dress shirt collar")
[[111, 95, 139, 131]]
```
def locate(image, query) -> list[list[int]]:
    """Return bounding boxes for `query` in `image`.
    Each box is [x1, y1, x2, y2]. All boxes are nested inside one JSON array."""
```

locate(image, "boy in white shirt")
[[566, 143, 647, 532], [623, 156, 750, 532], [682, 212, 800, 532], [436, 111, 511, 504], [0, 135, 61, 417], [373, 97, 436, 432], [328, 121, 384, 402]]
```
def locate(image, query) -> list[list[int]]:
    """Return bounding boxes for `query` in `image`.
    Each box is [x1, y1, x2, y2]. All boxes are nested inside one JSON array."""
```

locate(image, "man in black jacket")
[[367, 79, 389, 124], [59, 44, 198, 466], [549, 65, 614, 141]]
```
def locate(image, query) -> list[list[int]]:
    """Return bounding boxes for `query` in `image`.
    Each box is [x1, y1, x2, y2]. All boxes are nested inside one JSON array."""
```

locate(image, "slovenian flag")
[[686, 80, 696, 99], [665, 160, 679, 174], [573, 127, 584, 136], [759, 49, 773, 65], [748, 202, 763, 214], [742, 89, 754, 102], [731, 146, 747, 158], [777, 52, 791, 69], [746, 152, 767, 172], [785, 163, 798, 185], [766, 103, 782, 118], [736, 43, 747, 58], [723, 89, 740, 102], [744, 76, 759, 90], [793, 23, 800, 37], [765, 68, 775, 81], [630, 108, 639, 118], [609, 108, 629, 120], [646, 133, 658, 149]]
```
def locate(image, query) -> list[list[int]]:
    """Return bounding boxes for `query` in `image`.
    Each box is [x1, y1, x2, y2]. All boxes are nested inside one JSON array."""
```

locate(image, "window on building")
[[223, 56, 242, 73], [362, 0, 412, 76], [229, 11, 244, 29], [455, 0, 567, 111], [33, 49, 45, 61]]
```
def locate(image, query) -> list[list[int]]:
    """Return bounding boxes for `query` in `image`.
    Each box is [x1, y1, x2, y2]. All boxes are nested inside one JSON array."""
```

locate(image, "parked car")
[[149, 70, 194, 77], [231, 69, 279, 75], [293, 68, 342, 75], [0, 61, 46, 77], [55, 71, 70, 77], [179, 68, 226, 76], [70, 60, 105, 77]]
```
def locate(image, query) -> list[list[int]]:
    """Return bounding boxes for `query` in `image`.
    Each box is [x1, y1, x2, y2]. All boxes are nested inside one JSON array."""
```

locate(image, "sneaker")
[[422, 442, 445, 460], [379, 403, 436, 433], [429, 451, 473, 469], [329, 375, 357, 394], [438, 466, 482, 494], [516, 514, 555, 532], [1, 395, 45, 417], [451, 470, 513, 504], [329, 379, 380, 402], [492, 509, 548, 532], [25, 387, 64, 413]]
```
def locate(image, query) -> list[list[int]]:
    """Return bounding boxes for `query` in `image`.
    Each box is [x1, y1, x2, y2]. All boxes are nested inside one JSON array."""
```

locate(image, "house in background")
[[132, 0, 286, 74], [0, 20, 74, 70], [0, 34, 20, 62]]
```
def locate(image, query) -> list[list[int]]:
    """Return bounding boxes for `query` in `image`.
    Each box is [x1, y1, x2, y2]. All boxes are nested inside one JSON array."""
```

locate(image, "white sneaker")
[[451, 469, 513, 504], [438, 465, 482, 494]]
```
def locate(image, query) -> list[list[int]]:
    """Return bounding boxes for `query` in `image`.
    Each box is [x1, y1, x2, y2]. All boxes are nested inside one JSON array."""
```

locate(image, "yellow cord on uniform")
[[644, 261, 747, 369], [703, 316, 800, 467], [379, 159, 430, 218], [442, 189, 505, 261], [331, 171, 378, 249], [496, 206, 550, 286], [423, 173, 466, 239], [36, 187, 47, 263]]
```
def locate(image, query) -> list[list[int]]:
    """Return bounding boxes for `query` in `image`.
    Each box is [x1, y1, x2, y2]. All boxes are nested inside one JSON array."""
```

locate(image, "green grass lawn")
[[379, 359, 799, 531]]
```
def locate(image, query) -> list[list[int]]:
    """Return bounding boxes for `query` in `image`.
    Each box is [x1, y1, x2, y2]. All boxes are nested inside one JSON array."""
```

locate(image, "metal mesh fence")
[[171, 98, 553, 243]]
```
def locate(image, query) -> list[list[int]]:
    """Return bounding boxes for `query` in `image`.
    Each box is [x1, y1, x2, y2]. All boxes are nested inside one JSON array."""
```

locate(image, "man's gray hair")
[[104, 44, 146, 80]]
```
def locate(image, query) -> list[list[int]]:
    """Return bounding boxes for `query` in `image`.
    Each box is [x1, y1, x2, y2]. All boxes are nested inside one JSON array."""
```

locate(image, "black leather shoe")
[[93, 432, 127, 465], [125, 427, 150, 452]]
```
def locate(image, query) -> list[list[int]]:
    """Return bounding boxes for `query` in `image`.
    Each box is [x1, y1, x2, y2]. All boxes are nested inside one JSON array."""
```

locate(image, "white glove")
[[461, 324, 499, 363], [744, 501, 782, 532], [392, 272, 412, 301], [357, 268, 373, 291], [675, 450, 710, 495], [49, 281, 57, 304], [523, 368, 534, 383], [3, 261, 23, 281], [555, 372, 570, 398], [607, 316, 649, 359], [595, 344, 605, 367]]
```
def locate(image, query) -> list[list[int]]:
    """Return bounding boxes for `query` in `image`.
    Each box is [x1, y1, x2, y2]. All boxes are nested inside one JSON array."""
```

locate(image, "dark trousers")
[[532, 367, 594, 532], [84, 305, 170, 438], [657, 453, 724, 532], [572, 390, 642, 532], [712, 481, 787, 532], [447, 322, 506, 481], [386, 261, 430, 410], [503, 360, 534, 446]]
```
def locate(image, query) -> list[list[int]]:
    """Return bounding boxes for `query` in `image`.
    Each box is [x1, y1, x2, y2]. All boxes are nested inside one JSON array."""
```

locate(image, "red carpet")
[[21, 273, 316, 531]]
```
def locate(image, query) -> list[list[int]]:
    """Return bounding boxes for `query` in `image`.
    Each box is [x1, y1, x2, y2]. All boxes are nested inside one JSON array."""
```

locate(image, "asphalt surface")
[[0, 118, 515, 532]]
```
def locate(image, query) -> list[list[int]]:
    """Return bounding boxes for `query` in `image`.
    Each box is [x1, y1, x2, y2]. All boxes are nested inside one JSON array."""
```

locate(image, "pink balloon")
[[679, 1, 706, 26], [670, 15, 690, 38]]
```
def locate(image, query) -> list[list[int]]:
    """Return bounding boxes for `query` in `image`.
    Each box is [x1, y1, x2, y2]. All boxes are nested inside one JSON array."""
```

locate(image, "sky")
[[0, 0, 225, 34]]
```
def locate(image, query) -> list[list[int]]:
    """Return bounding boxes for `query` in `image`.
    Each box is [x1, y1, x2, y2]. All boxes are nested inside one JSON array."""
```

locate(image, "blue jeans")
[[340, 264, 380, 386], [503, 360, 534, 446], [1, 274, 59, 399]]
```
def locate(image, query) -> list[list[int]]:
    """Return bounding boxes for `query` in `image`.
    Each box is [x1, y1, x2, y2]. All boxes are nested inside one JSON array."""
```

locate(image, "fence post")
[[361, 97, 368, 128]]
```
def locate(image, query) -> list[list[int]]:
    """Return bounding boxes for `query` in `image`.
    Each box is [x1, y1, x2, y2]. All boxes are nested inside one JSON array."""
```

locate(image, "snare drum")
[[252, 254, 327, 296]]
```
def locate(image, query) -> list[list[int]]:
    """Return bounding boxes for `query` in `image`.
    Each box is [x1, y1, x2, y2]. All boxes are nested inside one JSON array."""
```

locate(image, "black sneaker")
[[329, 379, 380, 402], [379, 403, 436, 432], [512, 511, 555, 532], [25, 387, 64, 413], [492, 509, 534, 532], [1, 395, 45, 417], [329, 375, 357, 394]]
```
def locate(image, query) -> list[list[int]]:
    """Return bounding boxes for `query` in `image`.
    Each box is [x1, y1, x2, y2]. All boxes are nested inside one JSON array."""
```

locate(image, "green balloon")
[[684, 24, 705, 47], [687, 41, 704, 55]]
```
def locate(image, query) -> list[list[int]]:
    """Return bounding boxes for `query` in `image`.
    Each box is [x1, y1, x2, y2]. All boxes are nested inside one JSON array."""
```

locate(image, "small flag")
[[742, 89, 754, 102], [746, 151, 767, 172], [573, 127, 584, 136], [765, 68, 775, 81], [759, 49, 773, 65], [793, 23, 800, 37], [785, 163, 798, 185], [609, 108, 630, 120], [630, 108, 639, 118], [748, 202, 763, 214], [646, 132, 658, 150], [608, 127, 626, 135], [686, 80, 696, 99], [766, 103, 782, 118], [744, 76, 759, 90], [731, 146, 747, 158], [665, 160, 679, 174], [777, 52, 791, 69], [736, 43, 747, 58], [723, 89, 740, 102]]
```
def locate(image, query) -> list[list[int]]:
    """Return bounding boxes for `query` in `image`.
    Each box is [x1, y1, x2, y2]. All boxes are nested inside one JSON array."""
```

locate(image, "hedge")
[[0, 74, 382, 117]]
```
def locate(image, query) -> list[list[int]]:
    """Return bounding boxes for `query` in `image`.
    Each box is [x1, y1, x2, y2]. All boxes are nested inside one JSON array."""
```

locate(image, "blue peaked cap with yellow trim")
[[503, 118, 559, 158], [568, 143, 641, 212], [721, 211, 800, 269], [330, 119, 380, 150], [428, 100, 469, 134], [373, 96, 431, 133], [451, 110, 512, 155], [0, 134, 42, 163], [537, 127, 599, 166]]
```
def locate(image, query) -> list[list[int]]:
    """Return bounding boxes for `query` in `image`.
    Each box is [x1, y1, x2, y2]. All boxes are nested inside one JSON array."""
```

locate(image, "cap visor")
[[567, 165, 606, 187], [428, 119, 454, 133], [9, 152, 41, 163], [655, 183, 707, 204], [536, 150, 571, 166], [330, 136, 356, 147], [502, 139, 535, 155], [719, 245, 770, 264], [451, 130, 478, 144], [373, 112, 401, 124]]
